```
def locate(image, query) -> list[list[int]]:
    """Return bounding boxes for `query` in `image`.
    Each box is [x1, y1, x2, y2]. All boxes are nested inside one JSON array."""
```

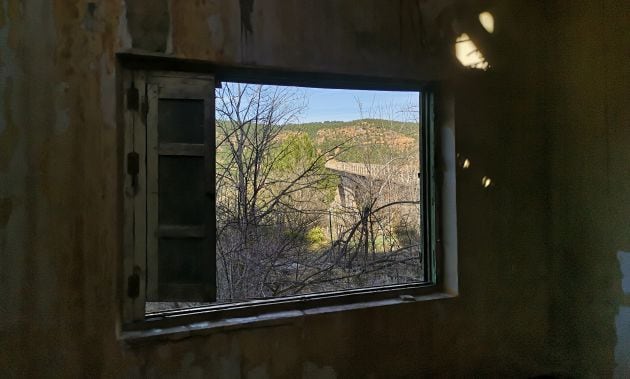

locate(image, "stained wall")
[[547, 0, 630, 376], [1, 0, 621, 377]]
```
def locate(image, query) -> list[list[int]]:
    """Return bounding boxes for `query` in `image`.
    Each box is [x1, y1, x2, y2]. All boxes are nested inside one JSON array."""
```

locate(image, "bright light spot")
[[462, 159, 471, 169], [481, 176, 492, 188], [479, 12, 494, 34], [455, 33, 489, 70]]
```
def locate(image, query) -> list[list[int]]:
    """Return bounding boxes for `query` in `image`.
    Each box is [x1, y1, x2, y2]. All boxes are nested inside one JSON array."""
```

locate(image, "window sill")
[[120, 290, 455, 346]]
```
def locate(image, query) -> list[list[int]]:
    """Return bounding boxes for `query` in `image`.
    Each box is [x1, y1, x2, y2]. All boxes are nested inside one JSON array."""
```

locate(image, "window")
[[121, 67, 438, 326]]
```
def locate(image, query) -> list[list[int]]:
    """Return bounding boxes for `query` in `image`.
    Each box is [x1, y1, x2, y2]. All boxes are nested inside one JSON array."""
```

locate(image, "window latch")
[[127, 152, 139, 194]]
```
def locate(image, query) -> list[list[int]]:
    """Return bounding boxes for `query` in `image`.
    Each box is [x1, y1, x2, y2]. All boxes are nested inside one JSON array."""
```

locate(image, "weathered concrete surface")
[[547, 0, 630, 376], [0, 0, 625, 377], [0, 0, 125, 377], [125, 0, 170, 52]]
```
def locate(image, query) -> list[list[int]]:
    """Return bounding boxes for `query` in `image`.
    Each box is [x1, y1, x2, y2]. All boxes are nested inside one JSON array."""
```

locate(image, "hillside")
[[283, 118, 420, 163]]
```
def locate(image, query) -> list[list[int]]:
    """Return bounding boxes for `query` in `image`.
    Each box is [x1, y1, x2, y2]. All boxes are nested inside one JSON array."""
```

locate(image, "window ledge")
[[120, 291, 455, 346]]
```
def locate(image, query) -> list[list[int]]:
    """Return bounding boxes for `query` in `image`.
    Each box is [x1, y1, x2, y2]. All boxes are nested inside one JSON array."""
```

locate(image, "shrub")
[[306, 226, 327, 248]]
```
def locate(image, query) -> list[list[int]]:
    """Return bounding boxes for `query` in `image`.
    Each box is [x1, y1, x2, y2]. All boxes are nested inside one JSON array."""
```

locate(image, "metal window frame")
[[119, 53, 444, 334]]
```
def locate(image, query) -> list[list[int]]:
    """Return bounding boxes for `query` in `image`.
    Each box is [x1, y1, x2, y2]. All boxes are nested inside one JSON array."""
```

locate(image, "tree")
[[215, 83, 339, 300], [214, 83, 423, 300], [324, 100, 422, 284]]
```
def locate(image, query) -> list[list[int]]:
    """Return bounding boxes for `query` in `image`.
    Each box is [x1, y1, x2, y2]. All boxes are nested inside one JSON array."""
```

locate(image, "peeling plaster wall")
[[124, 0, 456, 79], [1, 0, 618, 377], [547, 0, 630, 377], [0, 0, 125, 376]]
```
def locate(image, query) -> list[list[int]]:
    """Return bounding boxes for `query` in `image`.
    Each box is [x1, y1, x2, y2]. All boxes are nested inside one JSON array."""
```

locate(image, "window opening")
[[122, 70, 434, 319], [210, 84, 423, 305]]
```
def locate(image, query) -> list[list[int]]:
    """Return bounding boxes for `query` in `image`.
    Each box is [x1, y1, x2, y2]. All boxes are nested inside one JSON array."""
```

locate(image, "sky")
[[299, 88, 420, 123], [219, 83, 420, 124]]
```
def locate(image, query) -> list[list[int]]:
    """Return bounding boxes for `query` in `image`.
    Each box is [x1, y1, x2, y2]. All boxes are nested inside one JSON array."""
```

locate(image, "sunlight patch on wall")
[[479, 12, 495, 34], [481, 176, 493, 188], [455, 33, 489, 70]]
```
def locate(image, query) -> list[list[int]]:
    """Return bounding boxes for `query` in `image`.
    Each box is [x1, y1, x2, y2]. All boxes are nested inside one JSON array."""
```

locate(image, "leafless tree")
[[214, 84, 423, 301], [216, 83, 344, 300]]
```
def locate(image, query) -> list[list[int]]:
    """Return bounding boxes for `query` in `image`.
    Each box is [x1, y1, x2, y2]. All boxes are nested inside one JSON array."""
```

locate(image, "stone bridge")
[[324, 160, 420, 208], [324, 160, 419, 185]]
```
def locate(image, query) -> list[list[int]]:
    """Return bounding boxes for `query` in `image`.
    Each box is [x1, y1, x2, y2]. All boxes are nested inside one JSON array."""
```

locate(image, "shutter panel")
[[146, 75, 216, 302]]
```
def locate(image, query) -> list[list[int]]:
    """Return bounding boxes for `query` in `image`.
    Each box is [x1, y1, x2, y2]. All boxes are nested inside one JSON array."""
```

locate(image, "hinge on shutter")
[[127, 83, 139, 111], [127, 152, 139, 194]]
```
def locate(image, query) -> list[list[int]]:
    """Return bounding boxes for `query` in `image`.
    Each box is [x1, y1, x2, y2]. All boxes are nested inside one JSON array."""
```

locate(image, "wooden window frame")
[[119, 53, 453, 339]]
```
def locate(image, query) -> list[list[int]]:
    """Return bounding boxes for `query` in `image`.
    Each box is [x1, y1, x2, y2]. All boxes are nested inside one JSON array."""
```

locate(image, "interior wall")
[[0, 0, 593, 377], [124, 0, 453, 79], [547, 0, 630, 376]]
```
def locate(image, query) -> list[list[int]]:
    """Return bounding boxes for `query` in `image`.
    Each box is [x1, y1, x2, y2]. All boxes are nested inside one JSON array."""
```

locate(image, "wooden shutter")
[[145, 73, 216, 302]]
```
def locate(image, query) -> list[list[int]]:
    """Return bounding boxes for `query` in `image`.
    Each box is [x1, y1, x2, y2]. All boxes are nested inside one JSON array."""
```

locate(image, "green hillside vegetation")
[[284, 118, 421, 164], [285, 118, 419, 139], [216, 118, 420, 164]]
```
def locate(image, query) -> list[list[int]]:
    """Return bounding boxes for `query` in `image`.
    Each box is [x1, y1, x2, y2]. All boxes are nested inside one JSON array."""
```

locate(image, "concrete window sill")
[[120, 289, 455, 345]]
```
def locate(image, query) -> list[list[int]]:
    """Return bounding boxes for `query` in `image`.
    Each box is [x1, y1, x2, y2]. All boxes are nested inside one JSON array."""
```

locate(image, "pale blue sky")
[[299, 88, 419, 123], [218, 83, 420, 124]]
